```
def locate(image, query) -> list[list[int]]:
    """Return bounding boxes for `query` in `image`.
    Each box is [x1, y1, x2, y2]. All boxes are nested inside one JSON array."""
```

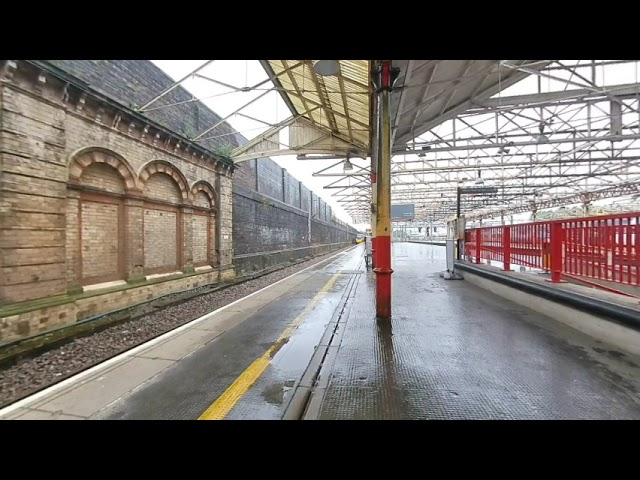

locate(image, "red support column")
[[373, 60, 396, 319], [370, 90, 378, 271], [503, 226, 511, 271], [549, 222, 565, 283], [475, 229, 482, 264]]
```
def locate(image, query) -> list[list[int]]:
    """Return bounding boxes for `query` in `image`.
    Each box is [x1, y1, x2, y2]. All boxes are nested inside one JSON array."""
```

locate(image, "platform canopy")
[[145, 60, 640, 225], [231, 60, 547, 162]]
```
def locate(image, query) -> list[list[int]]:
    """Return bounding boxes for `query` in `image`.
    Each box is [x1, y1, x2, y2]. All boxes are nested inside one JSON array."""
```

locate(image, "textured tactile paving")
[[318, 243, 640, 420]]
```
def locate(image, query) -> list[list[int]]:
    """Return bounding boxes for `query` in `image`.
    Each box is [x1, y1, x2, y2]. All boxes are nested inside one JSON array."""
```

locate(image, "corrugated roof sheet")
[[266, 60, 371, 150]]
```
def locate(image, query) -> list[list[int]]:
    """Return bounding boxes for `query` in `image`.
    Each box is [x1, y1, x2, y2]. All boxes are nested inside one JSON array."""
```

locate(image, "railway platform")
[[2, 243, 640, 420]]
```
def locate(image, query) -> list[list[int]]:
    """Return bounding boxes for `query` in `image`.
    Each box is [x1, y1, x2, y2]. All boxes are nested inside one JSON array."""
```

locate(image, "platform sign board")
[[391, 204, 415, 221]]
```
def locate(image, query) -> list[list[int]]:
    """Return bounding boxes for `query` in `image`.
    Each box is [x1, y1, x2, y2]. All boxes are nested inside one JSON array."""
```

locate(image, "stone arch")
[[189, 181, 217, 268], [68, 147, 137, 191], [138, 160, 189, 202], [190, 181, 217, 210]]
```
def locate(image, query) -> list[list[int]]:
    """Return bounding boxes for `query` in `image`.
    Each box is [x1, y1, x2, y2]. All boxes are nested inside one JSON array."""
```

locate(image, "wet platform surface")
[[3, 243, 640, 420], [316, 243, 640, 419], [91, 250, 362, 420], [0, 247, 363, 420]]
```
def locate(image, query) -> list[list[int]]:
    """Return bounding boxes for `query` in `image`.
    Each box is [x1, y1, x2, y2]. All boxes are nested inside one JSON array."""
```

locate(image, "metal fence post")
[[550, 222, 564, 283], [503, 226, 511, 271]]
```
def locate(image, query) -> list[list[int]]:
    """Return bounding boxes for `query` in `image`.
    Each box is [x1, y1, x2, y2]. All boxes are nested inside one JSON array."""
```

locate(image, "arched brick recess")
[[80, 163, 125, 194], [66, 150, 134, 287], [191, 181, 217, 210], [138, 160, 189, 203], [194, 191, 211, 209], [190, 181, 217, 267], [69, 147, 137, 191], [139, 162, 190, 275], [144, 172, 182, 204]]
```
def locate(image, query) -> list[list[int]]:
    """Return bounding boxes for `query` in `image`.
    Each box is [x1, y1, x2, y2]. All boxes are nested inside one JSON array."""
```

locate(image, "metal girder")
[[392, 59, 415, 146], [304, 60, 339, 133], [140, 60, 640, 226], [398, 133, 640, 155], [501, 61, 639, 114], [281, 60, 320, 125], [312, 154, 640, 178], [464, 181, 640, 221], [138, 60, 217, 112], [394, 61, 554, 146], [231, 115, 366, 163], [193, 88, 274, 141], [468, 82, 640, 111]]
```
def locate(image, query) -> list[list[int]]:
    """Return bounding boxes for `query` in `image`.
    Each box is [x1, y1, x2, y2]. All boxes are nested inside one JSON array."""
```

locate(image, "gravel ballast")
[[0, 248, 352, 409]]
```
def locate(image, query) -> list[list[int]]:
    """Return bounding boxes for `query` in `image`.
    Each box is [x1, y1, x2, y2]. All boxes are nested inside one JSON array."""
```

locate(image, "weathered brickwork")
[[81, 162, 125, 193], [218, 174, 233, 267], [0, 59, 356, 343], [81, 201, 120, 281], [301, 184, 311, 213], [0, 60, 234, 341], [144, 209, 178, 271], [192, 214, 209, 264], [65, 191, 81, 290], [257, 158, 284, 201], [1, 78, 68, 304], [233, 158, 258, 190], [0, 269, 220, 341], [231, 149, 356, 277], [145, 172, 182, 203], [44, 60, 240, 153], [78, 163, 124, 284], [232, 173, 357, 276], [194, 191, 210, 209], [284, 170, 301, 209]]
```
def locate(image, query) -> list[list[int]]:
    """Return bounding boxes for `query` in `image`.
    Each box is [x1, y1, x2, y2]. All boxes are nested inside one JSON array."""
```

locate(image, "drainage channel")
[[281, 268, 360, 420]]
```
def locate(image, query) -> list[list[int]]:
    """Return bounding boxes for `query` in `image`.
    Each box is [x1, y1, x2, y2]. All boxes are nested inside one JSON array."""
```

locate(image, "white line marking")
[[0, 248, 354, 418]]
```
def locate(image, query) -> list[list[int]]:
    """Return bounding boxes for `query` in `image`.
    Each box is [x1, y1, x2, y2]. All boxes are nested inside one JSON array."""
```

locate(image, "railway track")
[[0, 246, 355, 410]]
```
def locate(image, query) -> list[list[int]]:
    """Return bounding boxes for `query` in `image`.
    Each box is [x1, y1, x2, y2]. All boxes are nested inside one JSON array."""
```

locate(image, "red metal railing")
[[464, 212, 640, 287]]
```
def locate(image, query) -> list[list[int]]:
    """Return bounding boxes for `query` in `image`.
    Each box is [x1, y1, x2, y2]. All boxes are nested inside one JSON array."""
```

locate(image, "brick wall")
[[300, 184, 311, 213], [145, 172, 182, 203], [1, 78, 68, 304], [192, 191, 211, 266], [257, 158, 284, 201], [44, 60, 240, 152], [233, 158, 257, 190], [141, 173, 182, 274], [81, 163, 125, 193], [192, 214, 209, 264], [232, 175, 357, 276], [144, 209, 178, 271], [218, 174, 233, 267], [233, 184, 307, 255], [0, 60, 233, 323], [81, 200, 120, 281], [284, 170, 301, 209], [0, 59, 356, 342], [1, 268, 221, 342], [194, 191, 210, 208]]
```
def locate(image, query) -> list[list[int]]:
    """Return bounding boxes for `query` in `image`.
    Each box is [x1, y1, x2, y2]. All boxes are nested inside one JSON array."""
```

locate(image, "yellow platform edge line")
[[198, 272, 341, 420]]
